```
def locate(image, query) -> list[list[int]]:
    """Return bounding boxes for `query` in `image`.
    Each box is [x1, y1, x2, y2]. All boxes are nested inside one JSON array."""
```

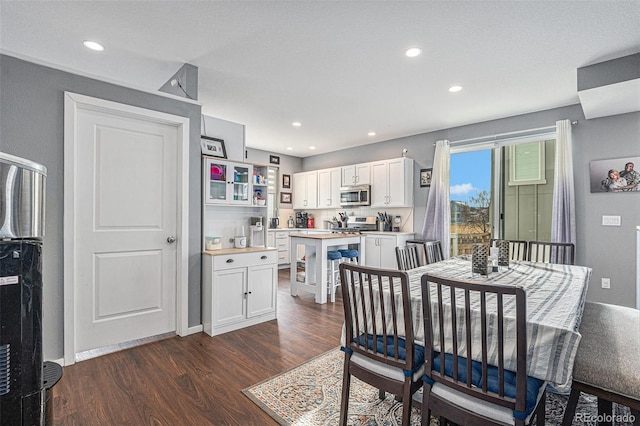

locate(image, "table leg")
[[290, 240, 298, 296], [317, 240, 327, 304]]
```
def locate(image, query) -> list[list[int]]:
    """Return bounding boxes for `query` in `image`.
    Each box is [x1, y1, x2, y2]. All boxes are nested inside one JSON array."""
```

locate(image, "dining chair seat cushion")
[[346, 351, 426, 382], [429, 353, 545, 419], [572, 302, 640, 400], [327, 250, 343, 260], [426, 377, 547, 425], [338, 249, 359, 258], [351, 334, 425, 376]]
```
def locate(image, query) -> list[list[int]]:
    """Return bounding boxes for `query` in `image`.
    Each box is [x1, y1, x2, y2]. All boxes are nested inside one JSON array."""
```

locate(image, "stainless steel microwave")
[[340, 185, 370, 207]]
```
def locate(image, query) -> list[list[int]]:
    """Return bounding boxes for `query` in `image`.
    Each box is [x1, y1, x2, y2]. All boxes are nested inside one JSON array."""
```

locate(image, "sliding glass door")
[[449, 137, 556, 256]]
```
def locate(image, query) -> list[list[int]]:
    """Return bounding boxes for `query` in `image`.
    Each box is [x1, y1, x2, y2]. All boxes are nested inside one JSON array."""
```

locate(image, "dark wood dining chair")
[[339, 263, 423, 426], [423, 240, 444, 264], [489, 238, 528, 261], [527, 241, 575, 265], [420, 274, 547, 426], [395, 244, 423, 270]]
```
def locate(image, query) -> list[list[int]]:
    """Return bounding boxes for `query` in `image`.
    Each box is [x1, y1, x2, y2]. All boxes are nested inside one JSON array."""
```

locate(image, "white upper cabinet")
[[293, 171, 318, 209], [317, 167, 342, 209], [341, 162, 371, 186], [203, 158, 254, 206], [371, 158, 414, 208]]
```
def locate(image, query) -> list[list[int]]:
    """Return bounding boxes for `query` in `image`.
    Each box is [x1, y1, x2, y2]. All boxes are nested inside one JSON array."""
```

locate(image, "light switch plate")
[[601, 278, 611, 289], [602, 215, 621, 226]]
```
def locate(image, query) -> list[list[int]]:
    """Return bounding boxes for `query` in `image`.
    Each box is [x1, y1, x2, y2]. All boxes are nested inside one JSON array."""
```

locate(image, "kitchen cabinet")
[[268, 230, 291, 267], [317, 167, 342, 209], [203, 158, 254, 206], [371, 158, 414, 208], [202, 249, 277, 336], [364, 232, 414, 269], [341, 162, 371, 186], [293, 171, 318, 209]]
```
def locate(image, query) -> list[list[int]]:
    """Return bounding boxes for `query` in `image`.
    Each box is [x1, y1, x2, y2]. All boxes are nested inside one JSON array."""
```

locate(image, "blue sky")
[[450, 149, 492, 203]]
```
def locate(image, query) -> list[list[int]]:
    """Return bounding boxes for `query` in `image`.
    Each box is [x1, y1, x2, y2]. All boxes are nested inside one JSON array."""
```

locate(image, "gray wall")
[[303, 105, 640, 307], [0, 54, 203, 360]]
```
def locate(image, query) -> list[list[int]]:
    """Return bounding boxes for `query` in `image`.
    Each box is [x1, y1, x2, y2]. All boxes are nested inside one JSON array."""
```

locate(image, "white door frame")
[[63, 92, 190, 365]]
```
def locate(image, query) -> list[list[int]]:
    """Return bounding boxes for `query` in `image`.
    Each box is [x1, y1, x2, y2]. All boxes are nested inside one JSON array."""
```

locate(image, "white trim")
[[63, 92, 190, 365], [2, 49, 201, 106]]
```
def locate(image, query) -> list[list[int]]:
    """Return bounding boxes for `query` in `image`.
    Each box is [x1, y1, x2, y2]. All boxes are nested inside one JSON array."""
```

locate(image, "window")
[[509, 142, 546, 185], [449, 136, 556, 256]]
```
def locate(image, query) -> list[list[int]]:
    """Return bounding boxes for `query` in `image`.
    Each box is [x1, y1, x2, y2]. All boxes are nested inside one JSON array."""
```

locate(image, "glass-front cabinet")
[[204, 158, 253, 205]]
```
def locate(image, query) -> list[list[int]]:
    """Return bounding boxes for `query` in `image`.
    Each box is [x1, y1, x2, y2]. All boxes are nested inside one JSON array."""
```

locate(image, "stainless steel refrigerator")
[[0, 152, 61, 425]]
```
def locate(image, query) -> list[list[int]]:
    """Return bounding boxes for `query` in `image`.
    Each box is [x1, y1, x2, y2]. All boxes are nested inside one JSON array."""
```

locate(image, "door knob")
[[167, 236, 176, 243]]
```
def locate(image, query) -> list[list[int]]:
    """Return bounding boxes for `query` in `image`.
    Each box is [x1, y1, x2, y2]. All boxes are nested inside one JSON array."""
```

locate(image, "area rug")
[[243, 348, 634, 425]]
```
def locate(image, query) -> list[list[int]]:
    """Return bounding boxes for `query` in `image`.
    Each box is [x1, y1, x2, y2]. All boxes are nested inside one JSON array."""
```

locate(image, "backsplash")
[[275, 207, 414, 232]]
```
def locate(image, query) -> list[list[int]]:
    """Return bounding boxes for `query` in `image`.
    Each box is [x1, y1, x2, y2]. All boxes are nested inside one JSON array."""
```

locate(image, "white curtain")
[[421, 140, 451, 258], [551, 119, 576, 244]]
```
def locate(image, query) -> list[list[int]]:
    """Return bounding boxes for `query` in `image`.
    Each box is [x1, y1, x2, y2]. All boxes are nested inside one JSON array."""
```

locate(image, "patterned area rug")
[[243, 348, 635, 425]]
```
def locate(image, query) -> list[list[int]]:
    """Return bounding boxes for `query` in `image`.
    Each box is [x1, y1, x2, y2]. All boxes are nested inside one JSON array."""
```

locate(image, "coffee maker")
[[295, 212, 308, 228], [249, 216, 265, 247]]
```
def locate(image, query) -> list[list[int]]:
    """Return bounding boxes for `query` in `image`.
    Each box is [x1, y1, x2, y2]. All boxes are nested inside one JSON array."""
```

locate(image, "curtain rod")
[[438, 120, 578, 146]]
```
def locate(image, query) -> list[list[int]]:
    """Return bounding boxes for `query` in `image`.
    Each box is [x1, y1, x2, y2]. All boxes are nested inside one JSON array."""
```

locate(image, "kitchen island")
[[289, 233, 365, 304]]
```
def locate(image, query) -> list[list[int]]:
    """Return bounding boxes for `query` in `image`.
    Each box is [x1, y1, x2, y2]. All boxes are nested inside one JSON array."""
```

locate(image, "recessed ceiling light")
[[405, 48, 422, 58], [83, 40, 104, 51], [286, 147, 293, 151], [368, 132, 376, 136], [448, 85, 463, 93], [292, 122, 302, 127], [309, 146, 316, 150]]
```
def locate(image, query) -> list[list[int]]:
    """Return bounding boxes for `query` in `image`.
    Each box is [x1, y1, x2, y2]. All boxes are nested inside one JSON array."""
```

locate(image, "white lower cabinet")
[[203, 249, 277, 336], [364, 233, 414, 269]]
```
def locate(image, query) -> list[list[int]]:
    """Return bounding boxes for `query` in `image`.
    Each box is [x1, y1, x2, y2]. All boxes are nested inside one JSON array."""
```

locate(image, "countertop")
[[289, 232, 365, 240], [203, 246, 277, 256]]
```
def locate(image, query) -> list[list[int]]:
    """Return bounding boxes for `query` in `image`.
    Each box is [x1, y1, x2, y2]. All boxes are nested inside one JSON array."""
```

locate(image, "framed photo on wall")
[[420, 168, 433, 187], [282, 174, 291, 189], [280, 192, 292, 204], [200, 136, 226, 158], [589, 156, 640, 192]]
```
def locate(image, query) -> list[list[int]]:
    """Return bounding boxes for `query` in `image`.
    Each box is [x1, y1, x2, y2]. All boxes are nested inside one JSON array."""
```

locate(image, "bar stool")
[[327, 250, 343, 303], [338, 249, 359, 263]]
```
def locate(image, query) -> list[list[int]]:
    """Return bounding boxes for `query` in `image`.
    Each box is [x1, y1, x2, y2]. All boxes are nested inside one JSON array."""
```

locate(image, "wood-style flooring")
[[53, 270, 345, 425]]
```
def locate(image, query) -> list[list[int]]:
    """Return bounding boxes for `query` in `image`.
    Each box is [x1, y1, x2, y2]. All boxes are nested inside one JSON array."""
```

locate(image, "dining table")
[[344, 256, 592, 392]]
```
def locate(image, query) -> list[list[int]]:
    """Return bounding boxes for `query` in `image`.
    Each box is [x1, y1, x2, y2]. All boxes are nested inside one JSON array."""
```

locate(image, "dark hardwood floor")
[[53, 270, 345, 425]]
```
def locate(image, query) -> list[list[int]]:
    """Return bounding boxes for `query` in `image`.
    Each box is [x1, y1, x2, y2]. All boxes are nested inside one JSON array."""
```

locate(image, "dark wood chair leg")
[[339, 361, 351, 426], [562, 388, 581, 426], [379, 389, 385, 399], [535, 391, 546, 426], [597, 397, 613, 426]]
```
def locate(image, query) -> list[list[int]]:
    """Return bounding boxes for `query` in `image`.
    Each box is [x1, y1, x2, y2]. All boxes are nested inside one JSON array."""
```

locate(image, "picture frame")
[[269, 155, 280, 165], [200, 136, 226, 158], [589, 156, 640, 193], [420, 168, 433, 187], [280, 192, 292, 204], [282, 174, 291, 189]]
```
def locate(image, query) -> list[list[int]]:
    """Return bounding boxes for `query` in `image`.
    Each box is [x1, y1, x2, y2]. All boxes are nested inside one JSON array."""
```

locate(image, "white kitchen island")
[[289, 233, 365, 304]]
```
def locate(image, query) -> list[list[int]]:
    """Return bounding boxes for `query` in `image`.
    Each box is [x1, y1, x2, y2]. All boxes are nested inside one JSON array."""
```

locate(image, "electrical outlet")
[[602, 215, 621, 226], [601, 278, 611, 289]]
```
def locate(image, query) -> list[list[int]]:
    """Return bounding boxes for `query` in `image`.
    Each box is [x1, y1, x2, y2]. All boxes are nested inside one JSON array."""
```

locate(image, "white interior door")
[[65, 94, 185, 359]]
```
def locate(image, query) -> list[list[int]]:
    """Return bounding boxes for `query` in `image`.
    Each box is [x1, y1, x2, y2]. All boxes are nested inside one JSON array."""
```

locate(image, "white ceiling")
[[1, 1, 639, 157]]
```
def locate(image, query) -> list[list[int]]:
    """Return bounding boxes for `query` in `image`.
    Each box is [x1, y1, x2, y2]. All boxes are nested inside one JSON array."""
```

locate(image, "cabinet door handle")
[[226, 258, 234, 263], [261, 255, 268, 260]]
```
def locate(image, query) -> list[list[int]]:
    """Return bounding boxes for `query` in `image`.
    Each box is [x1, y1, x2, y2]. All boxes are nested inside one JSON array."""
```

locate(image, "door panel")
[[75, 107, 178, 353]]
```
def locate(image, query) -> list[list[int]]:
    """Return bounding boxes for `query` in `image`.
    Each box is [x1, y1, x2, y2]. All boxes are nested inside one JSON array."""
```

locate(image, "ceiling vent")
[[577, 52, 640, 119]]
